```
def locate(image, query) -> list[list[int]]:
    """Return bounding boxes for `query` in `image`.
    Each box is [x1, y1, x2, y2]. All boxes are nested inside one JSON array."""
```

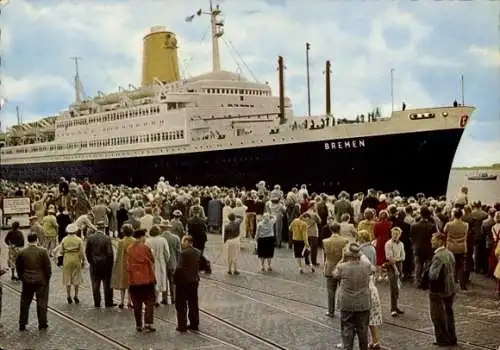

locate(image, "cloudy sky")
[[1, 0, 498, 167]]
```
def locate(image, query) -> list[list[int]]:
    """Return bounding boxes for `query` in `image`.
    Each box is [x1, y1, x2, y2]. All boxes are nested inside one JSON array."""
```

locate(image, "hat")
[[66, 223, 79, 234], [48, 208, 56, 214], [344, 242, 361, 258], [159, 219, 172, 228], [172, 209, 182, 216]]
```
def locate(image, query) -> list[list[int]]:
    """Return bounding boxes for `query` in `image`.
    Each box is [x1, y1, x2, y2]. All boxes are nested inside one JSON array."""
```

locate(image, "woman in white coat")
[[221, 199, 233, 240], [233, 199, 247, 236], [146, 225, 170, 306]]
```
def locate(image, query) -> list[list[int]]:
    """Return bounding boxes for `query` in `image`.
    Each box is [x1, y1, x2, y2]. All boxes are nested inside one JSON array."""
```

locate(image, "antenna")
[[71, 56, 82, 103], [186, 1, 224, 73], [16, 105, 21, 125]]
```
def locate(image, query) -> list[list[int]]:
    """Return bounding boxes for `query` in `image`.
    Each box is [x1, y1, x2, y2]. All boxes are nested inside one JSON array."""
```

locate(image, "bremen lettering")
[[324, 139, 366, 151]]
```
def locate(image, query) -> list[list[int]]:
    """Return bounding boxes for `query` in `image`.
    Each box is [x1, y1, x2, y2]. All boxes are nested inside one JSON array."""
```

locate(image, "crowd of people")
[[0, 177, 499, 349]]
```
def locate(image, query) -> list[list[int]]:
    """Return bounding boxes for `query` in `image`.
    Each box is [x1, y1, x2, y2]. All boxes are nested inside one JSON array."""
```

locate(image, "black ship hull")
[[0, 128, 463, 196]]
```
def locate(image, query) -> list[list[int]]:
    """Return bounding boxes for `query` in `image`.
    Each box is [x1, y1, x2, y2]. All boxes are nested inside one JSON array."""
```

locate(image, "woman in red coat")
[[373, 210, 392, 280], [376, 194, 388, 215]]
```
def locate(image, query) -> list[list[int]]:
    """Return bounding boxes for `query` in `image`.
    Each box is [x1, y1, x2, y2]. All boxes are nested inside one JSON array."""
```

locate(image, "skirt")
[[257, 236, 275, 259], [293, 240, 306, 259], [8, 246, 22, 269], [225, 237, 241, 264], [62, 253, 83, 286], [369, 280, 383, 326]]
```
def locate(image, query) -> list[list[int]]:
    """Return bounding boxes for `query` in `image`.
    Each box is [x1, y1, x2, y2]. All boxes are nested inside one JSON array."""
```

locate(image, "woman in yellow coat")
[[60, 223, 85, 304], [111, 224, 135, 308]]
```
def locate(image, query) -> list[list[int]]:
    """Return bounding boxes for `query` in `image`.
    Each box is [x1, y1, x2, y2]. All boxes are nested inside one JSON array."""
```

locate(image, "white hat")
[[173, 209, 182, 216], [66, 223, 79, 234], [159, 219, 172, 228]]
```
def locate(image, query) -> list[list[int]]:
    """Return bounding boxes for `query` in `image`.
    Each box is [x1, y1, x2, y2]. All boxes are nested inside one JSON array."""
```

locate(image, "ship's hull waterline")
[[0, 128, 463, 196]]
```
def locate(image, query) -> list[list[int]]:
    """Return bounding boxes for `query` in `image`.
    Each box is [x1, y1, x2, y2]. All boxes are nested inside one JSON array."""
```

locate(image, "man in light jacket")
[[333, 242, 373, 350]]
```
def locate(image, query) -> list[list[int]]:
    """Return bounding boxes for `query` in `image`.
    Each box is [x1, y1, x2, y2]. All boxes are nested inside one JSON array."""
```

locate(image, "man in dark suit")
[[334, 191, 354, 223], [428, 232, 457, 347], [410, 206, 436, 288], [174, 235, 201, 332], [85, 221, 115, 308], [16, 233, 52, 331], [187, 212, 210, 273]]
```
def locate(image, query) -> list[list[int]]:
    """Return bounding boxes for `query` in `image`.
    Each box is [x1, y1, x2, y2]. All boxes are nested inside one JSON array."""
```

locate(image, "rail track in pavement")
[[202, 272, 497, 350]]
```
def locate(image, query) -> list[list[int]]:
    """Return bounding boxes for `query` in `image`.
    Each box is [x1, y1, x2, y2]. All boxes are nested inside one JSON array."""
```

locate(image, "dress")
[[111, 236, 135, 290], [61, 234, 84, 286], [373, 219, 392, 267], [360, 254, 383, 326], [145, 236, 170, 293]]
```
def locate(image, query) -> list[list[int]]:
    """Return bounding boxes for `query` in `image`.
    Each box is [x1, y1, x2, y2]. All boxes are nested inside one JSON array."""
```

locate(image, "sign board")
[[3, 197, 31, 215], [4, 214, 30, 228]]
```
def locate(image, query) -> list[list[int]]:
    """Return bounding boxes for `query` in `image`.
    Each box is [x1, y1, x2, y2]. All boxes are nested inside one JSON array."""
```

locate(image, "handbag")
[[57, 256, 64, 267]]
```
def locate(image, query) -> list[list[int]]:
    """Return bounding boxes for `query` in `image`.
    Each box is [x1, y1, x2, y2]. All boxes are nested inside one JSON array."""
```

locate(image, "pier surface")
[[1, 233, 499, 350]]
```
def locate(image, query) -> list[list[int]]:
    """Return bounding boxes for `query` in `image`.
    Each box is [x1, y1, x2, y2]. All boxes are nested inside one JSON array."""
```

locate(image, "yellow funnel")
[[141, 26, 180, 86]]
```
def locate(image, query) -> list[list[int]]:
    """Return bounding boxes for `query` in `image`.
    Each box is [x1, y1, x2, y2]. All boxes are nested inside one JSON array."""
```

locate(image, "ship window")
[[240, 96, 244, 101]]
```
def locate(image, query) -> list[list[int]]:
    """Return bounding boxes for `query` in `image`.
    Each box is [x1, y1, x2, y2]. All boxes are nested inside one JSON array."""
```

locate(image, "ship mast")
[[71, 56, 82, 103], [186, 0, 224, 73]]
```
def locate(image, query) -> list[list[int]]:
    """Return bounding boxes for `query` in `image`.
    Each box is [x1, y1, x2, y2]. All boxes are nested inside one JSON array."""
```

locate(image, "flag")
[[185, 14, 195, 22]]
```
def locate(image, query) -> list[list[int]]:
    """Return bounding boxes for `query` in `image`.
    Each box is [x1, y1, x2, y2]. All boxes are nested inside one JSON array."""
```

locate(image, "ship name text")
[[324, 139, 366, 151]]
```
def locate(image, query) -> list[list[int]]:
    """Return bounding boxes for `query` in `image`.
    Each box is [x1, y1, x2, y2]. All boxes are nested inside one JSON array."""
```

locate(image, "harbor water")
[[447, 169, 500, 205]]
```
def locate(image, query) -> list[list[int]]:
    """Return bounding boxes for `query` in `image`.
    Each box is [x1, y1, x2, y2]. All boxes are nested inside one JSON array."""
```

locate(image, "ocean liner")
[[0, 3, 475, 196]]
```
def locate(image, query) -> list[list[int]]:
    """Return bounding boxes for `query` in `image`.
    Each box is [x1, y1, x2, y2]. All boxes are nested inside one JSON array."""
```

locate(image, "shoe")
[[227, 271, 232, 275], [188, 324, 199, 331], [144, 325, 156, 333], [161, 300, 168, 305], [19, 325, 26, 331], [325, 312, 334, 317], [74, 297, 80, 304], [155, 303, 160, 308], [267, 267, 272, 272], [105, 303, 117, 308], [261, 267, 265, 272], [67, 297, 73, 304], [433, 342, 452, 347], [391, 311, 398, 317], [136, 327, 143, 332], [299, 268, 304, 274], [233, 270, 240, 275], [118, 303, 124, 309], [38, 324, 48, 330], [176, 326, 188, 333], [396, 308, 404, 315]]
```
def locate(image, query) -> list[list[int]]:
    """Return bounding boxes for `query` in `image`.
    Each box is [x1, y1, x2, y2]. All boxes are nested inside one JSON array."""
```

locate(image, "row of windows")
[[1, 130, 185, 155], [57, 106, 163, 129], [201, 88, 270, 96], [56, 102, 187, 130]]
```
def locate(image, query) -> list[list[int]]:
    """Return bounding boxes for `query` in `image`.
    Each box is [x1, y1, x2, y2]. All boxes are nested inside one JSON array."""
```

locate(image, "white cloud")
[[453, 137, 500, 167], [2, 74, 72, 100], [468, 45, 500, 67]]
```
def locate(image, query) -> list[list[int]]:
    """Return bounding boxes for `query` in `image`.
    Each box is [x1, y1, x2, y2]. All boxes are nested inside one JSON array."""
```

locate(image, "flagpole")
[[460, 73, 465, 106], [390, 68, 395, 112], [306, 42, 311, 116]]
